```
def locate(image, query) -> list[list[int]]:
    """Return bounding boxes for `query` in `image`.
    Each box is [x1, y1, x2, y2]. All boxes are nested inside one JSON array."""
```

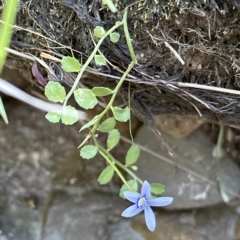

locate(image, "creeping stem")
[[63, 21, 123, 108]]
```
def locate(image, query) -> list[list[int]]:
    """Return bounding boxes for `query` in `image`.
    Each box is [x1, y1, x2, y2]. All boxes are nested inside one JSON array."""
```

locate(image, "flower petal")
[[148, 197, 174, 207], [123, 191, 141, 203], [141, 180, 151, 200], [144, 205, 156, 232], [121, 204, 143, 217]]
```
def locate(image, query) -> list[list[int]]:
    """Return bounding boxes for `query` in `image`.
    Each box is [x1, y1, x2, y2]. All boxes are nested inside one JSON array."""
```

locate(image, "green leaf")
[[125, 144, 140, 166], [98, 117, 116, 132], [107, 129, 120, 151], [45, 81, 66, 102], [74, 88, 98, 109], [91, 87, 113, 96], [0, 0, 19, 73], [150, 183, 165, 195], [80, 116, 99, 131], [94, 26, 106, 38], [97, 165, 114, 185], [45, 110, 61, 123], [110, 32, 120, 43], [95, 55, 107, 66], [111, 106, 130, 122], [80, 145, 98, 160], [61, 106, 79, 125], [61, 56, 81, 72], [119, 179, 138, 199], [0, 97, 8, 124]]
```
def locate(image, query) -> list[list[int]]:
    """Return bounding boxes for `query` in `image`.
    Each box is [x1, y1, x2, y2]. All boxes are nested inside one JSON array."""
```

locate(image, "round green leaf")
[[94, 26, 106, 38], [45, 110, 61, 123], [61, 106, 79, 125], [95, 54, 107, 66], [150, 183, 165, 195], [107, 129, 120, 151], [45, 81, 66, 102], [97, 165, 114, 185], [98, 117, 116, 132], [91, 87, 113, 97], [125, 144, 140, 166], [80, 145, 98, 160], [119, 179, 138, 199], [74, 88, 98, 109], [61, 56, 81, 72], [111, 106, 130, 122], [110, 32, 120, 43], [80, 116, 99, 131]]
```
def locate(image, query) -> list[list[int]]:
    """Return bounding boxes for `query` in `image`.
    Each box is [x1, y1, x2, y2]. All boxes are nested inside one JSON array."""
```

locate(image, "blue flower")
[[121, 180, 173, 231]]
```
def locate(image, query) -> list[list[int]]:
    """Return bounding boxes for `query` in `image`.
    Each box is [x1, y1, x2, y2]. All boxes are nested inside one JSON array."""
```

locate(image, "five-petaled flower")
[[121, 180, 173, 231]]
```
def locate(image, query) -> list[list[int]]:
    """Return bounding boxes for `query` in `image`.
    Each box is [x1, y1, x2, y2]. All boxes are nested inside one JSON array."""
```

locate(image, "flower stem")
[[63, 21, 123, 108]]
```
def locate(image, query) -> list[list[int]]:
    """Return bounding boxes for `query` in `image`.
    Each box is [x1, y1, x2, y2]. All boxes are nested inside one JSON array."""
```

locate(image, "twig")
[[164, 42, 185, 65], [175, 82, 240, 96]]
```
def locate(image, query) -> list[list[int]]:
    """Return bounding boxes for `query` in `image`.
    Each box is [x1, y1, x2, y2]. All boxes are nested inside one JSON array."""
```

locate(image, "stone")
[[134, 125, 240, 209]]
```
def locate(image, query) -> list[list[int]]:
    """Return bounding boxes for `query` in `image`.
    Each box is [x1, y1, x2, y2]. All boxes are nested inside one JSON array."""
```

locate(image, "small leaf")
[[74, 88, 98, 109], [94, 26, 106, 38], [110, 32, 120, 43], [125, 144, 140, 166], [150, 183, 165, 195], [111, 106, 130, 122], [115, 21, 122, 27], [95, 55, 107, 66], [119, 179, 138, 199], [45, 110, 61, 123], [98, 117, 116, 132], [107, 129, 120, 151], [80, 145, 98, 160], [61, 106, 79, 125], [97, 165, 114, 185], [131, 165, 138, 171], [45, 81, 66, 102], [91, 87, 113, 96], [61, 56, 81, 72], [80, 116, 99, 131]]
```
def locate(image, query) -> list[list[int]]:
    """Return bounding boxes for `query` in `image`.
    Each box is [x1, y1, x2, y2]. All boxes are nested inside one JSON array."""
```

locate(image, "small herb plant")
[[44, 1, 173, 231]]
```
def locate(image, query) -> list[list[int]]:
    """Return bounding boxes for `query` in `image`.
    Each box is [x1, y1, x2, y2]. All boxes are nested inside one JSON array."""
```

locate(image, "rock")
[[43, 191, 133, 240], [0, 102, 87, 240], [1, 101, 240, 240], [134, 125, 240, 209], [154, 115, 203, 139], [132, 204, 240, 240]]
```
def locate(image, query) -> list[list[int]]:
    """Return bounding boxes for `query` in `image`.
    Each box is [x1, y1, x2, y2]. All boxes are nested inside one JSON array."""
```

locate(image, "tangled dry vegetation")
[[3, 0, 240, 127]]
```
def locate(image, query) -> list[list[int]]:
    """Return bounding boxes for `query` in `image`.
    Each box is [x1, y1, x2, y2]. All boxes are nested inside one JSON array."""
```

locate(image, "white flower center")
[[138, 197, 146, 207]]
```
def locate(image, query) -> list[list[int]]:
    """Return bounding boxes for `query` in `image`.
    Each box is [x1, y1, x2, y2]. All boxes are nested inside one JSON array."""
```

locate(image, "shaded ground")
[[1, 98, 240, 240]]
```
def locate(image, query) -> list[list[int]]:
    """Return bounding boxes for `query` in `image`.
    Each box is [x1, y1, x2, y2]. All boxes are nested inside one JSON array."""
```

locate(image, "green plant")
[[0, 0, 19, 124], [44, 2, 172, 231], [44, 4, 165, 196]]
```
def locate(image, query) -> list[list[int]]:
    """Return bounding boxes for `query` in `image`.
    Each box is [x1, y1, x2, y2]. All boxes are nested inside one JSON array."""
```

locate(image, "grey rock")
[[132, 205, 240, 240], [135, 125, 240, 209]]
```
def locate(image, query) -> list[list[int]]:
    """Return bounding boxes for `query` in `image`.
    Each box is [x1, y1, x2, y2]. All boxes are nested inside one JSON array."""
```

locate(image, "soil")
[[2, 0, 240, 127]]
